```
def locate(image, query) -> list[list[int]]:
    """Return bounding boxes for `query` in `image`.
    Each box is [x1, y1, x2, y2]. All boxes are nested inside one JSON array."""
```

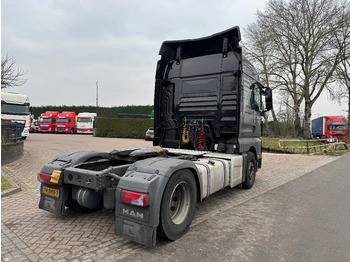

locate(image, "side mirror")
[[264, 88, 273, 112], [250, 82, 273, 114], [250, 83, 261, 111]]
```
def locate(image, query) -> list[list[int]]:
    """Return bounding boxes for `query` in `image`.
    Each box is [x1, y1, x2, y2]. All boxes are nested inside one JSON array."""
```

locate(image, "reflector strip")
[[121, 190, 149, 207]]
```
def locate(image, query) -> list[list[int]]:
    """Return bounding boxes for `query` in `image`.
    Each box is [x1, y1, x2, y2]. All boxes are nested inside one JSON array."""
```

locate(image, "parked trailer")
[[38, 26, 273, 246]]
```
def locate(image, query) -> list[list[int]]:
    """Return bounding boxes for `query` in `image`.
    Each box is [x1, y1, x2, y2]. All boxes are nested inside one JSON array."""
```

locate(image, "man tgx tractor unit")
[[38, 26, 273, 246]]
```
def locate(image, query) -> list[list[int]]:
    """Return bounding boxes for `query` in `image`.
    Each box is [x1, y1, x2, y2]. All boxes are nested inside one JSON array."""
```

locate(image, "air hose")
[[182, 123, 190, 143], [198, 122, 207, 151]]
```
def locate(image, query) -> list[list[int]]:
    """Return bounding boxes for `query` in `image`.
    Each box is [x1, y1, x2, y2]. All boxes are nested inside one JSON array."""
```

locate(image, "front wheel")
[[158, 169, 197, 241], [242, 152, 257, 189]]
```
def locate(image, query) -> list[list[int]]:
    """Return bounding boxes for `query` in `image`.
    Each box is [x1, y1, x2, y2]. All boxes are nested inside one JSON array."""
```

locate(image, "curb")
[[1, 171, 21, 197]]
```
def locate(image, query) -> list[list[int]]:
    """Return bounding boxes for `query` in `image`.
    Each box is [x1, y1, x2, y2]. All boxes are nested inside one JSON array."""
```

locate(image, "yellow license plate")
[[43, 186, 60, 197]]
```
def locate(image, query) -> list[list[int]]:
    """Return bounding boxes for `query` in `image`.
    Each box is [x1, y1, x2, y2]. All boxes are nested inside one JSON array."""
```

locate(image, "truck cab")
[[1, 92, 31, 139], [38, 111, 59, 133], [154, 27, 272, 167], [56, 112, 76, 133], [76, 112, 97, 134]]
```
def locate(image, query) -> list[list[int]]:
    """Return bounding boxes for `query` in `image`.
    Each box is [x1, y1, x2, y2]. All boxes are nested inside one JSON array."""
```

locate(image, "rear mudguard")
[[39, 151, 110, 216], [115, 157, 199, 246]]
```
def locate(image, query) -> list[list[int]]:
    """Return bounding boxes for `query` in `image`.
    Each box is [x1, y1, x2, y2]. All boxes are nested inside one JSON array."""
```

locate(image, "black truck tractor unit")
[[38, 26, 272, 246]]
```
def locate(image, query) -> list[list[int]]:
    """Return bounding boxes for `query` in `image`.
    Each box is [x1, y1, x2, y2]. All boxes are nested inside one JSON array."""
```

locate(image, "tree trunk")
[[294, 113, 302, 137], [293, 103, 302, 137], [304, 100, 313, 139], [347, 91, 350, 142]]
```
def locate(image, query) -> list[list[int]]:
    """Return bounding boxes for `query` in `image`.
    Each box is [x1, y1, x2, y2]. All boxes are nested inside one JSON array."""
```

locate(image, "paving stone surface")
[[1, 133, 339, 261]]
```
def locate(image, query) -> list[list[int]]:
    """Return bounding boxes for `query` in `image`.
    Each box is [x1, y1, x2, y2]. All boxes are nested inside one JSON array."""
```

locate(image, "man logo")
[[122, 208, 144, 219]]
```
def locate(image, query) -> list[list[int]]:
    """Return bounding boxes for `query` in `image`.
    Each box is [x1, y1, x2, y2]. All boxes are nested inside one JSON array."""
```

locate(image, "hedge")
[[95, 117, 153, 139]]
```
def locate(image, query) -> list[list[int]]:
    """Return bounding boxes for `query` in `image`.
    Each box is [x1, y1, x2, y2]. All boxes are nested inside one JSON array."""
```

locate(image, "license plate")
[[43, 186, 60, 198]]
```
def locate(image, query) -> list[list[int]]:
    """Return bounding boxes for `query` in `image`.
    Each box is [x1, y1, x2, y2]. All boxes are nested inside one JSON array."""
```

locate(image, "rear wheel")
[[242, 152, 257, 189], [159, 169, 197, 241]]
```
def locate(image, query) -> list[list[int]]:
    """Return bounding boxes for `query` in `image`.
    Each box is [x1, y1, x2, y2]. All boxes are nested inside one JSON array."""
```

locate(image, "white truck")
[[1, 92, 31, 140], [76, 112, 97, 134], [38, 26, 273, 246]]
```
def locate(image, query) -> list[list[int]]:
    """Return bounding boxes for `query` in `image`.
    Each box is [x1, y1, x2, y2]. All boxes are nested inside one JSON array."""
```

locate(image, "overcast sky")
[[1, 0, 347, 117]]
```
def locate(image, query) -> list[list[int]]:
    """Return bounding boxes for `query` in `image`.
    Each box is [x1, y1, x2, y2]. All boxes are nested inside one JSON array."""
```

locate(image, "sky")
[[1, 0, 347, 117]]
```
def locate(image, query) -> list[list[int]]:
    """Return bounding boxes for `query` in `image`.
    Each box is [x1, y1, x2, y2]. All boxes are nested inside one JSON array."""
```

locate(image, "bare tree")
[[244, 22, 280, 135], [245, 12, 305, 137], [251, 0, 349, 138], [1, 53, 27, 89], [332, 8, 350, 140]]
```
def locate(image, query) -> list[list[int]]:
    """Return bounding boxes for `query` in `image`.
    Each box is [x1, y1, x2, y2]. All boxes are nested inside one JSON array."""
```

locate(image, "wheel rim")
[[169, 181, 191, 225], [248, 161, 255, 182]]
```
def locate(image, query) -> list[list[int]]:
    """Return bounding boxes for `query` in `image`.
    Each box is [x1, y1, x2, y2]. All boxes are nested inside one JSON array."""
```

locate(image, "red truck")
[[56, 112, 76, 133], [312, 116, 347, 142], [38, 111, 59, 133]]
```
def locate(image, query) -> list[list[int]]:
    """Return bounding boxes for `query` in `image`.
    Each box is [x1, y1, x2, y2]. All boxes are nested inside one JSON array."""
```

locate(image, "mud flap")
[[115, 217, 157, 246], [39, 184, 68, 216]]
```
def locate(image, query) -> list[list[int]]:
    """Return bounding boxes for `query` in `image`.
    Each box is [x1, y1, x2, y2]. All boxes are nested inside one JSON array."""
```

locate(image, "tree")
[[332, 8, 350, 141], [249, 0, 349, 138], [1, 53, 27, 89], [244, 22, 280, 135], [245, 18, 305, 137]]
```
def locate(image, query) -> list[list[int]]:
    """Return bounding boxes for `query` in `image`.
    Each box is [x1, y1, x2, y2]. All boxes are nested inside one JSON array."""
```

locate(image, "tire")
[[242, 152, 257, 189], [158, 169, 197, 241]]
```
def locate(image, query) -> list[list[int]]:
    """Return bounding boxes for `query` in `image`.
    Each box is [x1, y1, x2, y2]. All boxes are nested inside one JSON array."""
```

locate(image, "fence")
[[1, 123, 24, 143], [279, 139, 348, 154]]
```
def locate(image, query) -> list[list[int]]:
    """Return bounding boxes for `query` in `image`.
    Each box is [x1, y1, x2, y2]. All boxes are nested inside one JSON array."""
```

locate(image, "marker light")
[[50, 170, 61, 184]]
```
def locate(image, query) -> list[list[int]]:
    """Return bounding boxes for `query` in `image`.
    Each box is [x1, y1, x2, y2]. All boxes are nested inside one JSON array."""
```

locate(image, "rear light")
[[121, 190, 149, 207], [37, 170, 61, 184], [38, 173, 51, 184]]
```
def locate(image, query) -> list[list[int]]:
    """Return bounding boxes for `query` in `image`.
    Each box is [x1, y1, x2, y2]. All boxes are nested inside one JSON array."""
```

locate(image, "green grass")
[[1, 176, 13, 191], [261, 137, 350, 154]]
